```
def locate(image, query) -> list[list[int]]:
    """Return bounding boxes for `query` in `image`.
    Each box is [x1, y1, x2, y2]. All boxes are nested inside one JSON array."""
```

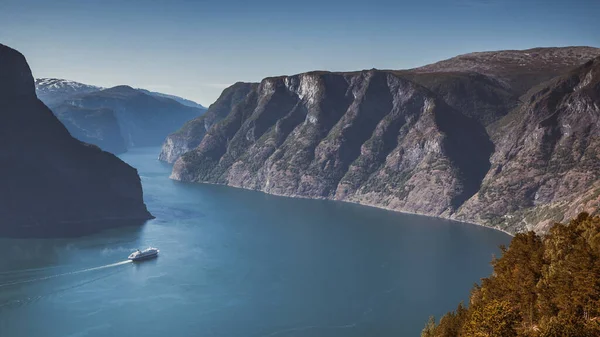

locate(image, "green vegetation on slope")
[[422, 212, 600, 337]]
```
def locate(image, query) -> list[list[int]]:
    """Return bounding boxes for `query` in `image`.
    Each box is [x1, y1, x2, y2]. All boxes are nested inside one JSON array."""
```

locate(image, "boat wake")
[[0, 264, 67, 276], [0, 260, 132, 288], [0, 268, 125, 310]]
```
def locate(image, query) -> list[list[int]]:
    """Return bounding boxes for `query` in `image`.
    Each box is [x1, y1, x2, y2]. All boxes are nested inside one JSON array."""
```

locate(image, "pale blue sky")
[[1, 0, 598, 105]]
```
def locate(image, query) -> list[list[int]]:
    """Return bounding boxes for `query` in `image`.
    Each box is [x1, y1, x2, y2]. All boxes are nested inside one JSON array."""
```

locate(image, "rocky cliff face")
[[161, 47, 600, 234], [158, 82, 257, 163], [400, 71, 519, 126], [456, 57, 600, 233], [170, 71, 492, 217], [0, 44, 152, 237]]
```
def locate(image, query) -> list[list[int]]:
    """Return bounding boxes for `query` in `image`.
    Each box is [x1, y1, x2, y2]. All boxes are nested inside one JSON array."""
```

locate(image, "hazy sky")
[[1, 0, 598, 106]]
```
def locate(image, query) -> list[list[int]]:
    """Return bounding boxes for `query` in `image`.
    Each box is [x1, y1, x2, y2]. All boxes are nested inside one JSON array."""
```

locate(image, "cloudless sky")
[[1, 0, 598, 106]]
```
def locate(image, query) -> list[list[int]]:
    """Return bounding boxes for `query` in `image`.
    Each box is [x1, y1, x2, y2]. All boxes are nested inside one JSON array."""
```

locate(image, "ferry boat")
[[128, 247, 159, 261]]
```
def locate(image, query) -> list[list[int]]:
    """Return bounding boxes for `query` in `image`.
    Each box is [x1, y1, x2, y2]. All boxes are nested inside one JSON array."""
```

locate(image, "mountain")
[[166, 71, 493, 218], [399, 71, 519, 126], [51, 104, 127, 154], [411, 46, 600, 95], [35, 78, 102, 106], [136, 88, 206, 109], [36, 78, 205, 154], [159, 82, 256, 162], [59, 86, 204, 149], [160, 46, 600, 235], [456, 56, 600, 233], [0, 44, 152, 237], [35, 78, 206, 110]]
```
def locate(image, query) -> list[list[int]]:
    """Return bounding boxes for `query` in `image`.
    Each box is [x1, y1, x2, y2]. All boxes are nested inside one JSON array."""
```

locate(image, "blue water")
[[0, 147, 511, 337]]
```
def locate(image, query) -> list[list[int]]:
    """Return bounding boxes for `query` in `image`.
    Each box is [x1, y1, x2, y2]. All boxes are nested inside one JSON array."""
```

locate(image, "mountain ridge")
[[37, 80, 205, 154], [168, 70, 495, 222], [35, 78, 206, 109], [160, 47, 600, 234], [0, 44, 153, 237], [410, 46, 600, 95]]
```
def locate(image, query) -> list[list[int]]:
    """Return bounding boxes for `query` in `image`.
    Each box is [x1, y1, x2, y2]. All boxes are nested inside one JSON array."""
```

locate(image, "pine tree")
[[421, 316, 436, 337], [421, 212, 600, 337], [461, 299, 520, 337]]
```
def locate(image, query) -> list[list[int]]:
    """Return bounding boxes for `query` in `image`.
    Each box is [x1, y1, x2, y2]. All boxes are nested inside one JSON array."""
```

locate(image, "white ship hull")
[[128, 247, 159, 261]]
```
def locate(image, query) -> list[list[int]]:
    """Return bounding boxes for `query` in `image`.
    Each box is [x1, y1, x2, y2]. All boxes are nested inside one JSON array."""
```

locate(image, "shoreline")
[[173, 178, 516, 238]]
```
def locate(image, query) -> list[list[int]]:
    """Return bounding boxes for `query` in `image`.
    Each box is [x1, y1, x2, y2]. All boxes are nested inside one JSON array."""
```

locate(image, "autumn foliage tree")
[[422, 212, 600, 337]]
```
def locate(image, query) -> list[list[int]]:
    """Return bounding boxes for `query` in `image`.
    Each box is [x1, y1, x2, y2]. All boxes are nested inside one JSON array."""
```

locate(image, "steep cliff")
[[400, 71, 519, 126], [456, 56, 600, 233], [0, 44, 153, 237], [170, 71, 493, 217], [158, 82, 257, 163], [161, 47, 600, 234]]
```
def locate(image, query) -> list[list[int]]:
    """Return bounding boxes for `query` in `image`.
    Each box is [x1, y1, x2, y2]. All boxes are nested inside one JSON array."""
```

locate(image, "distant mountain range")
[[160, 46, 600, 234], [35, 78, 206, 154], [136, 88, 206, 109], [0, 44, 152, 237], [35, 78, 101, 106], [35, 78, 205, 108]]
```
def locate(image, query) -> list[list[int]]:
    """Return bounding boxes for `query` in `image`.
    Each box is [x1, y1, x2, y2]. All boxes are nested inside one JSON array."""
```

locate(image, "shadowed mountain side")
[[60, 85, 203, 148], [52, 104, 127, 154], [399, 71, 519, 126], [36, 79, 205, 154], [457, 56, 600, 232], [0, 44, 152, 237]]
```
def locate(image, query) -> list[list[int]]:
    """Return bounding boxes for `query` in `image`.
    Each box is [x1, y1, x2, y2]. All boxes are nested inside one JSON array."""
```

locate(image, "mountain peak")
[[0, 44, 152, 236], [35, 78, 102, 106], [103, 85, 137, 93], [0, 44, 36, 99]]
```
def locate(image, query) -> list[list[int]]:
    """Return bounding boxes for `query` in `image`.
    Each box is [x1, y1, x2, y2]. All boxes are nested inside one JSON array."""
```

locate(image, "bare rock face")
[[158, 82, 257, 163], [0, 44, 153, 237], [162, 47, 600, 234], [170, 71, 493, 218], [456, 57, 600, 233]]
